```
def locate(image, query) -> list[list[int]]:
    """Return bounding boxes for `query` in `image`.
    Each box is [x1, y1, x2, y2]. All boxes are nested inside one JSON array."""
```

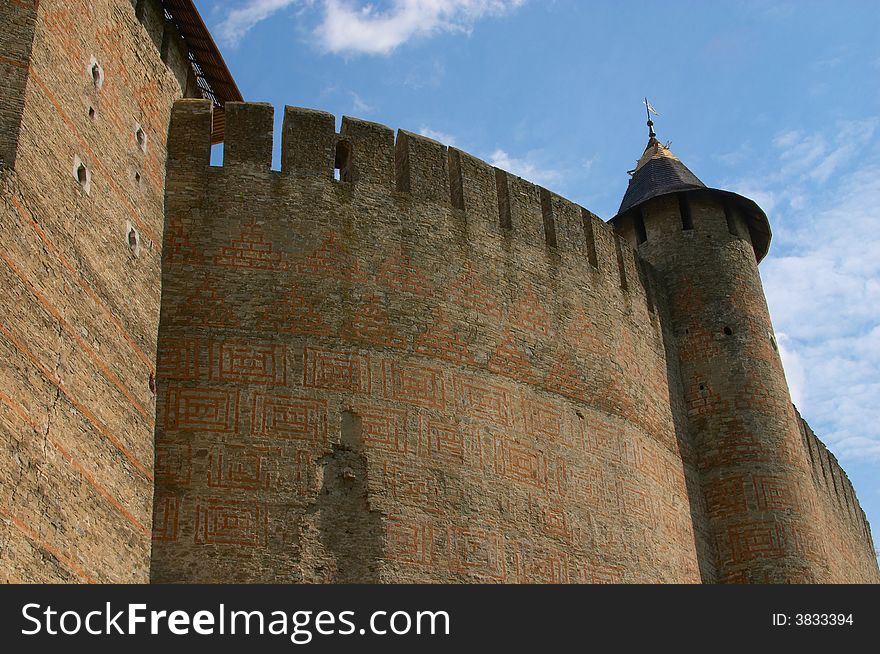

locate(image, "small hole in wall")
[[127, 226, 140, 256], [89, 60, 104, 90], [73, 157, 91, 194], [148, 373, 156, 394], [769, 333, 779, 352], [134, 171, 141, 185], [135, 126, 147, 152], [88, 106, 96, 120], [699, 384, 705, 392], [723, 326, 733, 336], [575, 410, 584, 420]]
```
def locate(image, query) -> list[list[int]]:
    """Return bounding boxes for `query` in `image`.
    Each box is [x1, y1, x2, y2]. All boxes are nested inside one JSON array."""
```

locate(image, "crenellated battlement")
[[154, 98, 692, 583], [4, 0, 876, 588], [797, 409, 874, 544], [168, 99, 657, 317]]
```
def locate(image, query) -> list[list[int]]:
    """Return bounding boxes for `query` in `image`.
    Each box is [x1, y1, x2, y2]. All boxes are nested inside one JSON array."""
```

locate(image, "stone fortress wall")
[[0, 0, 197, 582], [151, 100, 705, 583], [797, 411, 878, 582], [0, 0, 877, 584], [151, 99, 879, 583]]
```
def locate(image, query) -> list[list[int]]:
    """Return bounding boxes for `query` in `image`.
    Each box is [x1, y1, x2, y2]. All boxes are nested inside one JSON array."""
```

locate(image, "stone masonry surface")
[[1, 0, 877, 584]]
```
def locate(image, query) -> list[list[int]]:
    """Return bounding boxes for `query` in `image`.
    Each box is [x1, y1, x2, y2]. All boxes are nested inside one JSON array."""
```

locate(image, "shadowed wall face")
[[150, 100, 705, 583], [0, 0, 190, 583]]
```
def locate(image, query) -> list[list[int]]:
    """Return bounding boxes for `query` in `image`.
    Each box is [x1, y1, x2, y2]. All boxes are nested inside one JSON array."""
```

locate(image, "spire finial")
[[644, 97, 658, 140]]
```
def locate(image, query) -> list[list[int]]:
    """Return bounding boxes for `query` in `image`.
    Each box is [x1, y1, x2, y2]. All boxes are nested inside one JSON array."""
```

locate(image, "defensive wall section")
[[797, 412, 878, 582], [0, 1, 876, 584], [150, 100, 709, 583], [0, 0, 196, 582]]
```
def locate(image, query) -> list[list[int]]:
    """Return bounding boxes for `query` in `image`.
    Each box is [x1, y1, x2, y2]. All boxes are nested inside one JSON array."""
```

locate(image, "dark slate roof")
[[618, 144, 705, 214], [610, 138, 773, 262]]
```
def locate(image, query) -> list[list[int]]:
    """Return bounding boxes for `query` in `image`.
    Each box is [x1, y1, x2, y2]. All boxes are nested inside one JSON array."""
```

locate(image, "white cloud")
[[418, 127, 458, 146], [749, 119, 880, 463], [215, 0, 526, 53], [317, 0, 524, 54], [350, 92, 373, 114], [216, 0, 300, 46], [488, 148, 561, 186]]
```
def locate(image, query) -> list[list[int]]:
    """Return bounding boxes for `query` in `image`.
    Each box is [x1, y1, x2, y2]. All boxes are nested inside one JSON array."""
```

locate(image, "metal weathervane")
[[645, 97, 659, 139]]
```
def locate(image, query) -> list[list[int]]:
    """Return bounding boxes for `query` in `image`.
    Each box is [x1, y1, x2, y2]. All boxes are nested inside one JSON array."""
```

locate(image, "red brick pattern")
[[214, 219, 288, 271], [165, 388, 239, 434], [157, 338, 200, 381], [210, 341, 286, 386], [414, 311, 475, 365], [207, 444, 281, 490], [251, 393, 328, 443], [260, 285, 329, 336], [377, 251, 434, 297], [194, 499, 268, 547], [448, 527, 507, 580], [358, 406, 409, 453], [382, 360, 446, 410], [386, 518, 434, 566], [296, 234, 366, 282], [141, 100, 878, 585], [303, 348, 371, 395], [343, 294, 407, 349]]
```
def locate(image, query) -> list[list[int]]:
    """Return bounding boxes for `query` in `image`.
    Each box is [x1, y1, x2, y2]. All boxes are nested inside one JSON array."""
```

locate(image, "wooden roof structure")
[[161, 0, 242, 143]]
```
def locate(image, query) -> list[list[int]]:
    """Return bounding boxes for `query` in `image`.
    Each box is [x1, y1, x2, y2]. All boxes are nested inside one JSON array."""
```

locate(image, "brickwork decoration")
[[166, 387, 240, 434], [214, 218, 289, 271], [259, 285, 329, 336], [2, 0, 875, 584], [296, 233, 366, 282], [251, 393, 328, 443], [414, 310, 476, 366], [144, 98, 878, 585], [303, 347, 372, 395], [343, 294, 407, 350]]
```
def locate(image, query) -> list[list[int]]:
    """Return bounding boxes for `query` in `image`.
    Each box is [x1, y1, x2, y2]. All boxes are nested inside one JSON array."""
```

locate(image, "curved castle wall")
[[150, 100, 706, 583], [2, 3, 875, 587]]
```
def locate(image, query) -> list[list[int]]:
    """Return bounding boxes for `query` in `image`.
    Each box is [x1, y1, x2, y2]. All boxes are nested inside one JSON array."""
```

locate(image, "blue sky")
[[197, 0, 880, 555]]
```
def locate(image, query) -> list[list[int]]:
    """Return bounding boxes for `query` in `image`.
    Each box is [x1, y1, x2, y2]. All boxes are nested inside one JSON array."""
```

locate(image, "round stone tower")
[[610, 130, 832, 583]]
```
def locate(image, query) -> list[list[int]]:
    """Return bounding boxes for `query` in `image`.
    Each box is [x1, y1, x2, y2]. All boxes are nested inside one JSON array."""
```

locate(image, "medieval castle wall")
[[0, 0, 193, 582], [151, 100, 709, 583], [797, 412, 878, 582], [0, 1, 877, 584]]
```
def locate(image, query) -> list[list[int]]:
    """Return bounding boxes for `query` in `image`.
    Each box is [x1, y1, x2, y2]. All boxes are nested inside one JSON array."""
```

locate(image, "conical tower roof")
[[617, 137, 705, 214], [610, 134, 772, 262]]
